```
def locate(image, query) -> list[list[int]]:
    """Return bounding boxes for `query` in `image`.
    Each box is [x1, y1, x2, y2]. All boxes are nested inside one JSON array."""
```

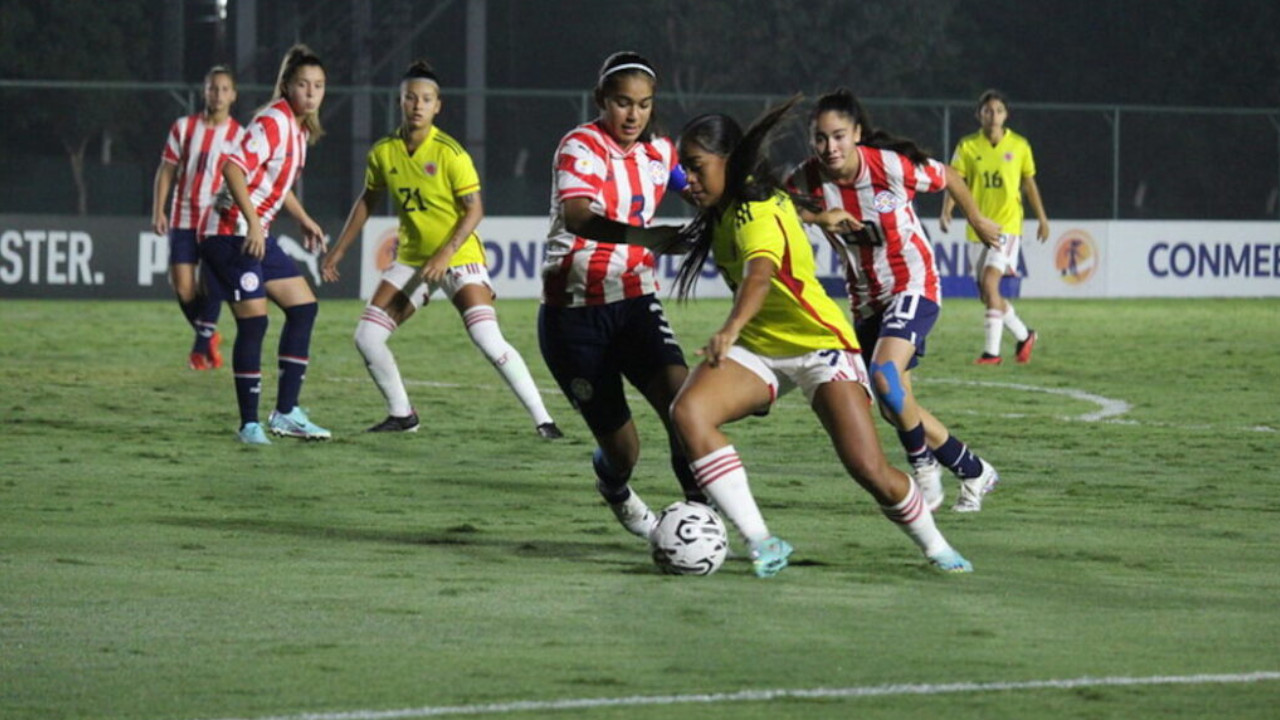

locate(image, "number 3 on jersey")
[[398, 187, 428, 213]]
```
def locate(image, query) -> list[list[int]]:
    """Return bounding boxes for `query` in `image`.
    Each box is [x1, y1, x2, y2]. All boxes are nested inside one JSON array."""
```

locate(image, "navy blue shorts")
[[538, 295, 687, 437], [854, 294, 940, 371], [198, 234, 301, 303], [169, 228, 200, 265]]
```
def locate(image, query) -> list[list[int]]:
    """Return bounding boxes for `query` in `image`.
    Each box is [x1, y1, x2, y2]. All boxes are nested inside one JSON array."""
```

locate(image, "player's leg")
[[669, 349, 790, 577], [169, 229, 209, 369], [449, 268, 559, 438], [809, 373, 971, 572], [199, 235, 270, 443], [263, 241, 329, 440], [192, 262, 224, 368], [356, 264, 423, 432], [994, 236, 1036, 363]]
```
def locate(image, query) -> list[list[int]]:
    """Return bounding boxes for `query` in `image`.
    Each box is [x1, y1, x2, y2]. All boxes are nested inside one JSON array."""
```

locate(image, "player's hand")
[[152, 214, 168, 236], [321, 248, 344, 282], [697, 327, 738, 368], [938, 213, 952, 234], [421, 254, 450, 284], [972, 216, 1002, 249], [301, 219, 327, 254], [1037, 221, 1050, 243], [244, 225, 266, 260], [815, 209, 860, 235]]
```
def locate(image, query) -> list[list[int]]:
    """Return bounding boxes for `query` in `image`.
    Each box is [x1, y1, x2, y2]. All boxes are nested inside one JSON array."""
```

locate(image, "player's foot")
[[207, 331, 223, 369], [927, 547, 973, 573], [188, 352, 212, 370], [1016, 330, 1038, 364], [910, 456, 945, 511], [535, 422, 564, 439], [268, 406, 332, 440], [237, 422, 271, 445], [367, 412, 420, 433], [605, 486, 657, 540], [750, 536, 794, 578], [953, 459, 999, 513], [974, 353, 1002, 365]]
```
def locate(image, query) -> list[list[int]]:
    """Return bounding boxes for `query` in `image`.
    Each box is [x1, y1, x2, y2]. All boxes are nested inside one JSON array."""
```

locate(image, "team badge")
[[423, 162, 438, 176], [872, 190, 900, 213], [239, 272, 261, 293], [570, 378, 593, 402], [574, 157, 594, 175], [649, 160, 668, 186], [1004, 152, 1014, 162]]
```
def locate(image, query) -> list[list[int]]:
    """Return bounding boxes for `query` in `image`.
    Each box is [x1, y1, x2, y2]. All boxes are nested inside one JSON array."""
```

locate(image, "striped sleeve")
[[555, 134, 606, 201]]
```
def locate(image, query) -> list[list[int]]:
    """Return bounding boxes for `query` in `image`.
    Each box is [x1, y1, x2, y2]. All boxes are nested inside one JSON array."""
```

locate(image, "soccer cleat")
[[207, 331, 224, 369], [974, 353, 1002, 365], [928, 547, 974, 573], [188, 352, 212, 371], [952, 459, 1000, 513], [750, 536, 794, 578], [1015, 330, 1038, 364], [911, 456, 945, 511], [268, 406, 332, 440], [607, 487, 658, 540], [535, 422, 564, 439], [237, 422, 271, 445], [367, 412, 421, 433]]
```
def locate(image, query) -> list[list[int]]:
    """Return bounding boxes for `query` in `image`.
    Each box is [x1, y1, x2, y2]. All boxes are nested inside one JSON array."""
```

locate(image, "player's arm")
[[323, 187, 382, 282], [943, 165, 1001, 249], [221, 162, 266, 259], [561, 197, 682, 251], [939, 153, 966, 233], [283, 190, 326, 253], [702, 255, 774, 368], [422, 191, 484, 284], [1022, 175, 1050, 242], [151, 161, 177, 235]]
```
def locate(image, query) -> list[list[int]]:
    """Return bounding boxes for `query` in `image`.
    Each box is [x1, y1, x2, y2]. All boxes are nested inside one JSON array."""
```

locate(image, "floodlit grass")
[[2, 296, 1278, 720]]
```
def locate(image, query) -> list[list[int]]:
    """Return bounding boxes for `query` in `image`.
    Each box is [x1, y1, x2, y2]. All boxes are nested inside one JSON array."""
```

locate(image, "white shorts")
[[967, 234, 1022, 277], [381, 261, 493, 309], [727, 345, 871, 406]]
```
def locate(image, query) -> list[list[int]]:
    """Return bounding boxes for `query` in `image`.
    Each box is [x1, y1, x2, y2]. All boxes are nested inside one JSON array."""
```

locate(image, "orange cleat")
[[974, 353, 1002, 365], [1015, 330, 1037, 364], [207, 331, 223, 369], [189, 352, 212, 370]]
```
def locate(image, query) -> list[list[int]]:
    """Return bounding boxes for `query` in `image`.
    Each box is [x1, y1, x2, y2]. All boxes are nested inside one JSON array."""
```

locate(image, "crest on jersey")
[[574, 157, 594, 176], [872, 190, 901, 213], [649, 160, 668, 186], [1003, 152, 1014, 162], [239, 272, 261, 293], [423, 162, 438, 176]]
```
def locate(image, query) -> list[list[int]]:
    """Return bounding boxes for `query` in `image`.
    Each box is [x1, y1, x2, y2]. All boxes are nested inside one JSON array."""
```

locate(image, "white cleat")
[[608, 487, 657, 540], [911, 456, 945, 511], [952, 459, 999, 513]]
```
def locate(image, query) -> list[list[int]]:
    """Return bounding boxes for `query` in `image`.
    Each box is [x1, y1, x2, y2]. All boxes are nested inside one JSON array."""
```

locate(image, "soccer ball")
[[650, 501, 729, 576]]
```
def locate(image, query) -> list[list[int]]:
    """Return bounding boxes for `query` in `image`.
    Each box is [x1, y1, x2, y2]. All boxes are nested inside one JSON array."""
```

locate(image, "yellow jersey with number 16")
[[949, 128, 1037, 242], [365, 125, 486, 266]]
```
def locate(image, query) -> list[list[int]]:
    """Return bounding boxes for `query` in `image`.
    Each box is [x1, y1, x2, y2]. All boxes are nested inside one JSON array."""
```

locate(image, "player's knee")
[[869, 361, 907, 416], [283, 301, 318, 333]]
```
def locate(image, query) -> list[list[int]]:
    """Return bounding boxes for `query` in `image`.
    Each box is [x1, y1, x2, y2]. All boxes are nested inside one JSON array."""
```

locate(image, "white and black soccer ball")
[[650, 501, 729, 576]]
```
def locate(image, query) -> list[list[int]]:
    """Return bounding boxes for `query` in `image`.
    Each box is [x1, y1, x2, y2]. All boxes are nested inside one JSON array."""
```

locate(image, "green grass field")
[[2, 296, 1278, 720]]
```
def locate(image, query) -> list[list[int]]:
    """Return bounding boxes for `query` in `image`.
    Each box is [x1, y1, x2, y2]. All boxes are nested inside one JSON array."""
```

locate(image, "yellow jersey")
[[365, 125, 486, 266], [712, 192, 860, 357], [949, 128, 1037, 241]]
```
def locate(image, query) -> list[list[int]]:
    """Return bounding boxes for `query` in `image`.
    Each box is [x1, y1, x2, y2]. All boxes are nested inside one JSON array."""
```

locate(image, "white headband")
[[602, 62, 656, 79]]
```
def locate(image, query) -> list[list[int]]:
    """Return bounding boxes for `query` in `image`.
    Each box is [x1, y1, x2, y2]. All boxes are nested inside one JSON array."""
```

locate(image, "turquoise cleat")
[[268, 407, 332, 440], [237, 422, 272, 445], [928, 548, 974, 573], [750, 536, 794, 578]]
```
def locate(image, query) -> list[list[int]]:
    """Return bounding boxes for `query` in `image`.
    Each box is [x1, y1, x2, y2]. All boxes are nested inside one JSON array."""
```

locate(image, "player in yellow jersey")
[[941, 89, 1050, 364], [323, 60, 561, 437], [669, 100, 973, 578]]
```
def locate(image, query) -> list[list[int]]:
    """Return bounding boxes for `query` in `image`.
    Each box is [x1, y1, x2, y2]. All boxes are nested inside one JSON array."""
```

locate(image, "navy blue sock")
[[276, 302, 317, 413], [232, 315, 268, 426], [896, 422, 932, 466], [668, 434, 708, 503], [178, 297, 200, 326], [192, 270, 223, 353], [593, 447, 633, 504], [933, 434, 984, 479]]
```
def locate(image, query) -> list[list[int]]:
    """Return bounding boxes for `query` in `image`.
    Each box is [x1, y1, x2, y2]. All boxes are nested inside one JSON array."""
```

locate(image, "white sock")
[[983, 309, 1004, 356], [355, 306, 413, 417], [690, 445, 770, 544], [880, 482, 951, 557], [463, 305, 553, 425], [1002, 302, 1030, 342]]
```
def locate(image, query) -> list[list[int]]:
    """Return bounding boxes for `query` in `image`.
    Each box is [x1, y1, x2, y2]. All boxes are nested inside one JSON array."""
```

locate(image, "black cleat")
[[367, 412, 421, 433], [536, 422, 564, 439]]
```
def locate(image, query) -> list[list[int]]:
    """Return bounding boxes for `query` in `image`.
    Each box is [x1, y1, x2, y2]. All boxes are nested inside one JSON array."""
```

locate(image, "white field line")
[[196, 671, 1280, 720], [327, 376, 1276, 433]]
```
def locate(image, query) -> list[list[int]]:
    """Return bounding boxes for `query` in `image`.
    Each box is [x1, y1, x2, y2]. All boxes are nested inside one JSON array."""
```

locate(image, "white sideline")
[[198, 671, 1280, 720]]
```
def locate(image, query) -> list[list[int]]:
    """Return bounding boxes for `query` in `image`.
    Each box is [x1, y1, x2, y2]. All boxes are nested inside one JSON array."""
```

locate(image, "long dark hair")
[[811, 88, 930, 166], [673, 95, 801, 300], [593, 51, 658, 143], [268, 43, 326, 144]]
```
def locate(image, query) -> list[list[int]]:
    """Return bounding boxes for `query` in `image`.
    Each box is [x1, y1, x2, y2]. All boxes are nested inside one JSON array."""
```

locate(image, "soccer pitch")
[[2, 297, 1278, 720]]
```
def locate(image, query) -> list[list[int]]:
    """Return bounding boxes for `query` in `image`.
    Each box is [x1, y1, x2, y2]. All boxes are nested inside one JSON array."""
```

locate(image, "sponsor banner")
[[0, 215, 359, 299], [1106, 221, 1280, 297]]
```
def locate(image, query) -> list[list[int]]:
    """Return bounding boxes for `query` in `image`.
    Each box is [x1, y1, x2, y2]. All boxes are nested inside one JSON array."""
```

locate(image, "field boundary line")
[[197, 671, 1280, 720]]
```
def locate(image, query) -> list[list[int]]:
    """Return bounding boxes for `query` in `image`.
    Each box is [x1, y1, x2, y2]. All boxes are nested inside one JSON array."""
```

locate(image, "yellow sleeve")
[[447, 148, 481, 197], [734, 200, 784, 267], [364, 144, 385, 192]]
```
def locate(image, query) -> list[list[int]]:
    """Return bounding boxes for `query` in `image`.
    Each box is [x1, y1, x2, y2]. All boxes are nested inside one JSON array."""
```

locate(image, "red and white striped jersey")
[[201, 98, 308, 238], [542, 121, 678, 307], [787, 147, 947, 319], [161, 114, 242, 230]]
